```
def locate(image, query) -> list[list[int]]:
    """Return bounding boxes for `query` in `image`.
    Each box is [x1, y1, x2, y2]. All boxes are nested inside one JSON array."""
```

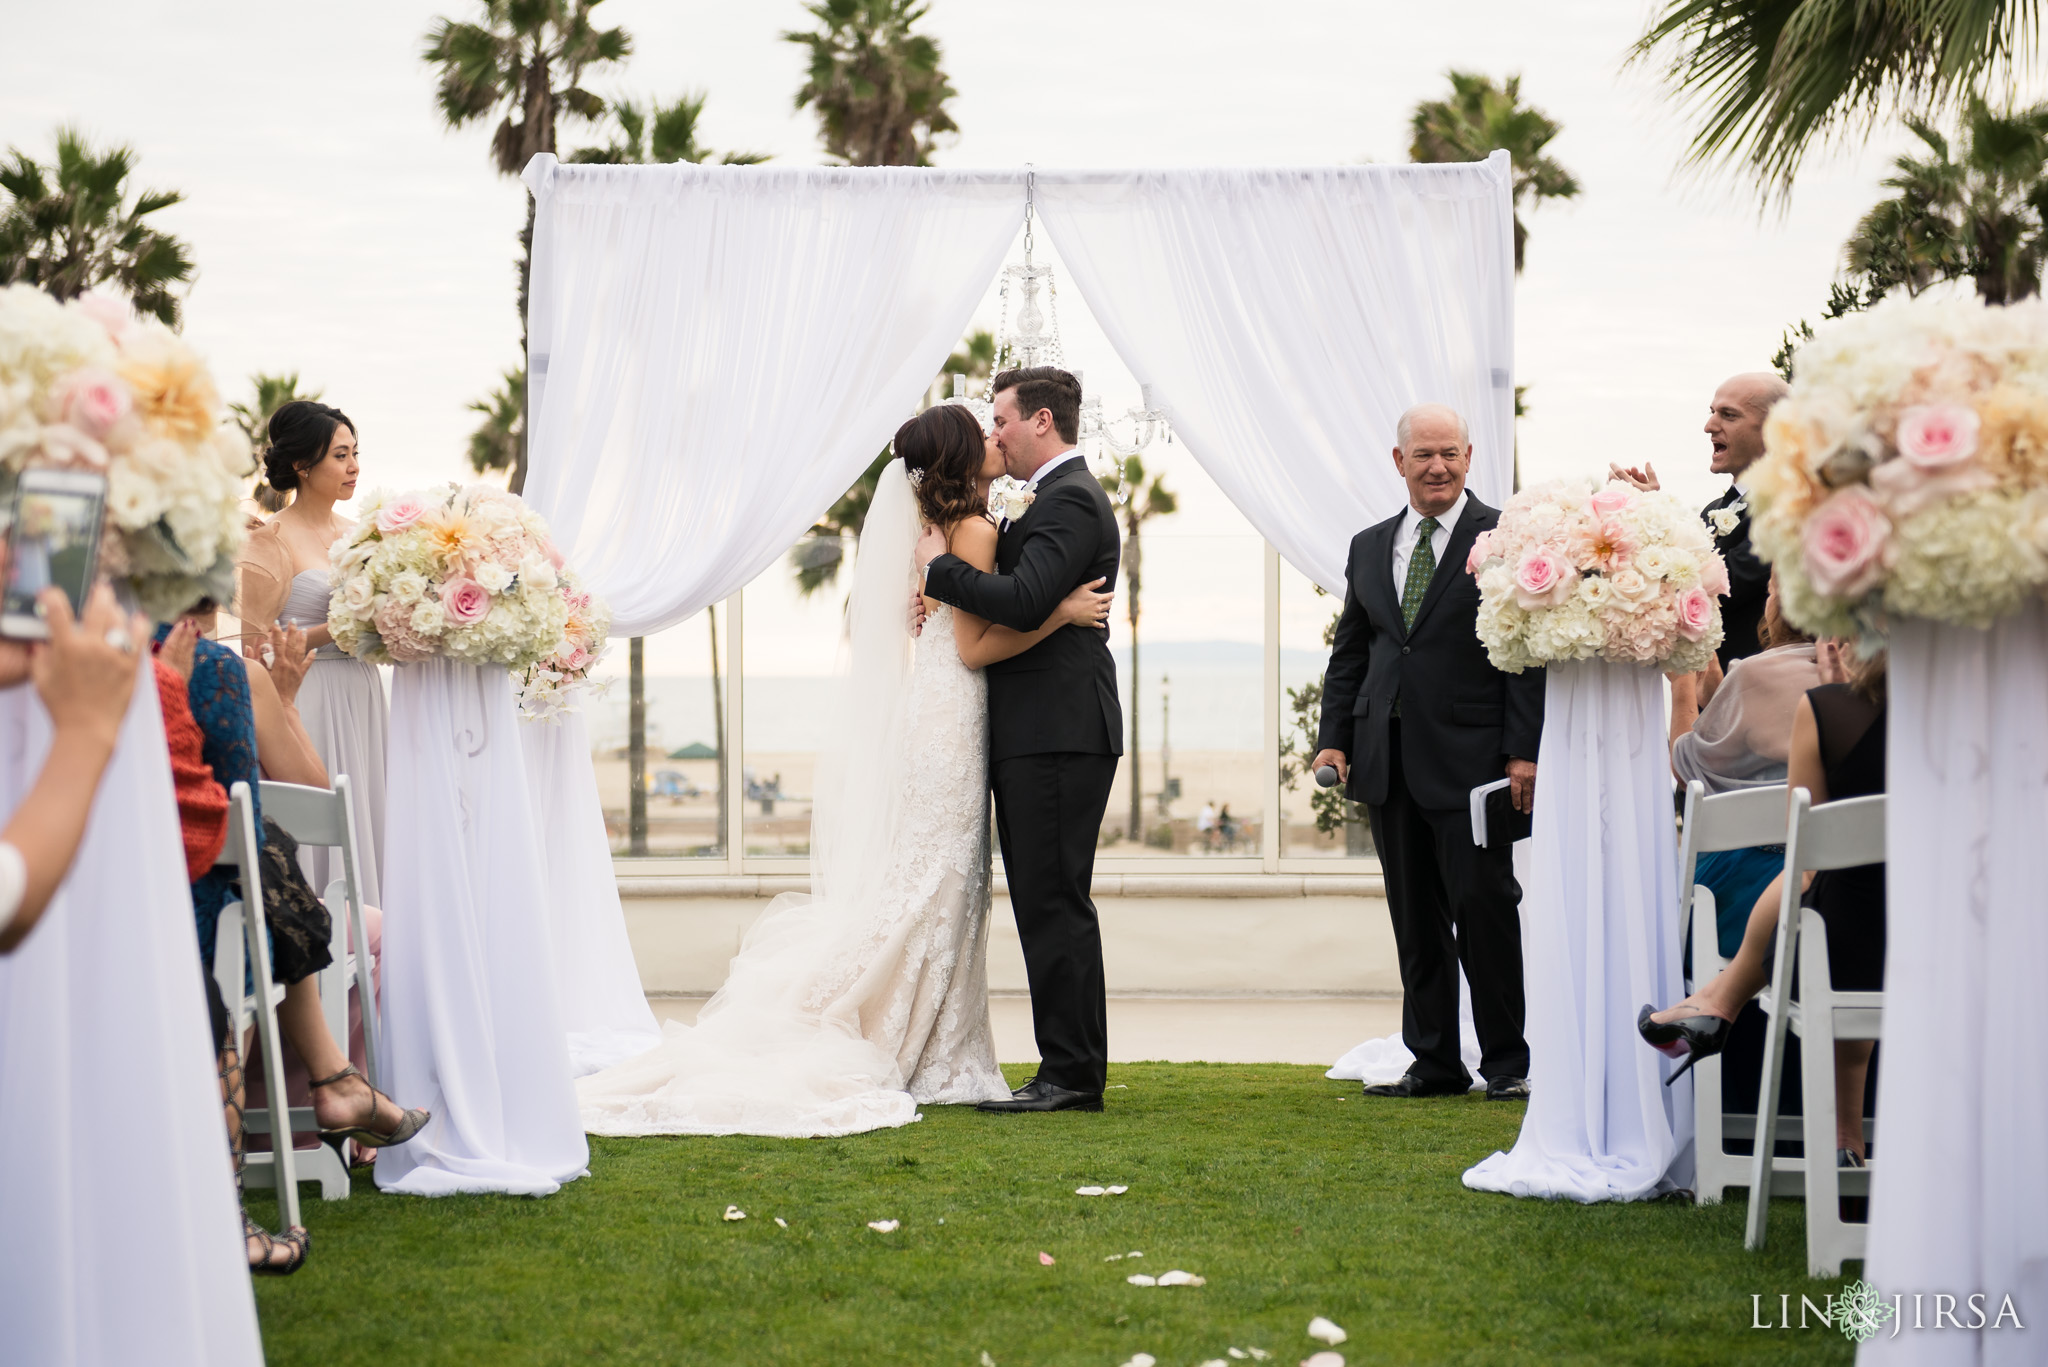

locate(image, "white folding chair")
[[212, 782, 302, 1229], [1675, 780, 1802, 1206], [1743, 788, 1885, 1277], [245, 775, 381, 1201]]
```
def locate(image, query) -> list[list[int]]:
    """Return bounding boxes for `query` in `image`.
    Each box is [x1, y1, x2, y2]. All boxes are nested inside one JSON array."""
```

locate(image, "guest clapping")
[[0, 586, 148, 954], [1640, 644, 1887, 1164], [1610, 372, 1788, 672]]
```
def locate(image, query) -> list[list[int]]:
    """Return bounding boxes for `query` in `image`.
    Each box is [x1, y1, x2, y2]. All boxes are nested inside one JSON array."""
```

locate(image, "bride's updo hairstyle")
[[262, 400, 356, 497], [893, 403, 990, 530]]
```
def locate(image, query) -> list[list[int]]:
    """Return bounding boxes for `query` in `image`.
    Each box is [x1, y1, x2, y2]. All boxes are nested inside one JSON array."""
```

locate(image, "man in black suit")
[[914, 367, 1122, 1114], [1311, 404, 1544, 1101], [1611, 371, 1789, 671]]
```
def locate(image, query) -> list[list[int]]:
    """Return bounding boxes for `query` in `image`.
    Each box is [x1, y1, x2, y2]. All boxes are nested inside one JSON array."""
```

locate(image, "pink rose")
[[376, 494, 430, 535], [1894, 404, 1980, 470], [1802, 486, 1893, 597], [1699, 551, 1731, 598], [440, 577, 491, 624], [543, 538, 566, 571], [73, 293, 136, 343], [1867, 456, 1996, 520], [1674, 587, 1715, 641], [1590, 485, 1632, 516], [562, 644, 591, 673], [1512, 547, 1578, 608], [48, 368, 131, 440], [1465, 529, 1494, 574]]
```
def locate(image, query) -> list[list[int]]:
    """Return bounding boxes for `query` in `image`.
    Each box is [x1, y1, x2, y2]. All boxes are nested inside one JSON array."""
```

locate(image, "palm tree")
[[569, 91, 768, 166], [1631, 0, 2041, 202], [1099, 456, 1177, 844], [1409, 72, 1580, 272], [231, 373, 323, 510], [782, 0, 959, 166], [465, 367, 524, 475], [422, 0, 630, 492], [0, 127, 193, 326]]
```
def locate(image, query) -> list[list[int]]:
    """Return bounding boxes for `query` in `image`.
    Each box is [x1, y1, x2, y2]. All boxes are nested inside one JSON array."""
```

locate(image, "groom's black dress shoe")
[[976, 1077, 1104, 1113], [1484, 1076, 1532, 1101], [1361, 1072, 1467, 1098]]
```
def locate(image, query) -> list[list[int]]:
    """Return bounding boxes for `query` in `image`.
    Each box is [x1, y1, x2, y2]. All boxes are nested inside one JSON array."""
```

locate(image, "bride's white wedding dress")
[[576, 463, 1011, 1137]]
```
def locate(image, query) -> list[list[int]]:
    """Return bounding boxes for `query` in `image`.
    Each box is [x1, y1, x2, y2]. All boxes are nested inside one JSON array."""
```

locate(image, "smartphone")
[[1, 468, 109, 641]]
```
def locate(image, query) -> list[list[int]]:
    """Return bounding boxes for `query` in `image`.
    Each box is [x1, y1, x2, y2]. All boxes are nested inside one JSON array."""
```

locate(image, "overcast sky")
[[4, 0, 2024, 670]]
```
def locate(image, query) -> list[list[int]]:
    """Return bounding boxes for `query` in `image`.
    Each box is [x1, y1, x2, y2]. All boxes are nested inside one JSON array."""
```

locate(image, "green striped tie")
[[1401, 516, 1440, 633]]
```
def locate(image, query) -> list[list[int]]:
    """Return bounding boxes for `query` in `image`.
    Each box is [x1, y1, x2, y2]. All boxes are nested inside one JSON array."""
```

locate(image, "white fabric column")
[[1862, 605, 2048, 1367], [0, 676, 261, 1365], [518, 709, 662, 1076], [1035, 156, 1516, 594], [520, 156, 1024, 634], [1464, 661, 1692, 1202], [376, 658, 588, 1197]]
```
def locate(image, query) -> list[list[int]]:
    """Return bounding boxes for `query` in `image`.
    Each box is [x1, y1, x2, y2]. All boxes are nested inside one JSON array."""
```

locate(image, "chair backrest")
[[214, 780, 258, 873], [260, 778, 350, 848], [1684, 783, 1790, 856], [1786, 790, 1886, 875]]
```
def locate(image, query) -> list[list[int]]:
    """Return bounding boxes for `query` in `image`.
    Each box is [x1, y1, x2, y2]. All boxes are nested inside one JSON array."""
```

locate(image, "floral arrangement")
[[0, 285, 252, 619], [1469, 478, 1729, 674], [514, 568, 612, 721], [1748, 297, 2048, 639], [327, 484, 570, 670]]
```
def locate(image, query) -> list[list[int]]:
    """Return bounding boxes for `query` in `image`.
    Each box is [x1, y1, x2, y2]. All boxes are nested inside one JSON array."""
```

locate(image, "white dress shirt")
[[1390, 491, 1468, 599]]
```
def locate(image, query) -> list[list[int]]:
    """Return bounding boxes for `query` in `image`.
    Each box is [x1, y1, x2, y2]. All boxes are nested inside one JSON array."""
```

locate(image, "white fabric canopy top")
[[521, 154, 1515, 628]]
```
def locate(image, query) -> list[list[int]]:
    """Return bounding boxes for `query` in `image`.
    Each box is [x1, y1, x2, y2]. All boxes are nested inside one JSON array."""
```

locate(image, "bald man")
[[1612, 372, 1788, 670], [1313, 404, 1544, 1100]]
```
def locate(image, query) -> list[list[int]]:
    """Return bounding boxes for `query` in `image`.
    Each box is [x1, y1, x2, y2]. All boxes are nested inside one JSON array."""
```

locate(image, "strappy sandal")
[[309, 1064, 430, 1149], [246, 1214, 310, 1276]]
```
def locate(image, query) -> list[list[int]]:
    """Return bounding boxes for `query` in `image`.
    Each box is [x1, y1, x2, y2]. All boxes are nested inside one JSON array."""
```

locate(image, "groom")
[[915, 366, 1123, 1113]]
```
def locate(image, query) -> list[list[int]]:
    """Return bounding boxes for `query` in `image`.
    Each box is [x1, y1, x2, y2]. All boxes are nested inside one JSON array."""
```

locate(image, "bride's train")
[[576, 467, 1010, 1137]]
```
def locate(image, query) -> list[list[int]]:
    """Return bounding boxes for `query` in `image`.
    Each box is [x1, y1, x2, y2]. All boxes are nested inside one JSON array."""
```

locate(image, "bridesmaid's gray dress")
[[282, 570, 388, 907]]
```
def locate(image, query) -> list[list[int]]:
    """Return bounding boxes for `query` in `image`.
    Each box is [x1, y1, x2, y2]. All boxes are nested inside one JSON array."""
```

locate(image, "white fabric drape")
[[1464, 661, 1692, 1203], [1034, 157, 1516, 593], [520, 157, 1024, 635], [518, 708, 662, 1076], [0, 676, 261, 1366], [1862, 605, 2048, 1367], [376, 659, 588, 1196]]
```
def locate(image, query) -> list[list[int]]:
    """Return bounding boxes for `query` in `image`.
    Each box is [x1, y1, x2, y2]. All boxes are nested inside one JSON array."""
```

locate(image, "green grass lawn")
[[249, 1063, 1856, 1366]]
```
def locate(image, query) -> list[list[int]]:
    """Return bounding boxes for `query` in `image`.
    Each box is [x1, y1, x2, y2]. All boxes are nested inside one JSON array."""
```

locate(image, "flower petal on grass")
[[1120, 1356, 1156, 1367], [1075, 1186, 1106, 1196], [722, 1206, 746, 1222], [1301, 1354, 1345, 1367], [866, 1220, 899, 1233], [1246, 1352, 1271, 1362], [1199, 1360, 1228, 1366], [1156, 1270, 1206, 1287], [1106, 1185, 1129, 1194], [1039, 1251, 1055, 1266], [1228, 1352, 1249, 1361], [1104, 1253, 1126, 1262], [981, 1354, 996, 1367], [1307, 1317, 1347, 1346], [773, 1217, 787, 1229], [1126, 1274, 1158, 1286]]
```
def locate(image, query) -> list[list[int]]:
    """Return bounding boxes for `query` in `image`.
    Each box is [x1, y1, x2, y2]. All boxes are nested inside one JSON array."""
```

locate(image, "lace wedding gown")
[[576, 595, 1012, 1137]]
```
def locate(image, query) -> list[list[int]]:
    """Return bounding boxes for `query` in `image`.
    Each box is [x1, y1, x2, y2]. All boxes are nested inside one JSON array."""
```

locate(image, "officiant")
[[1310, 404, 1544, 1101]]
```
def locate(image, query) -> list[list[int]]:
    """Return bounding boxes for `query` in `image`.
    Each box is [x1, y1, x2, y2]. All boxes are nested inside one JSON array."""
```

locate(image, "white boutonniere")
[[1708, 500, 1746, 537], [992, 476, 1036, 526]]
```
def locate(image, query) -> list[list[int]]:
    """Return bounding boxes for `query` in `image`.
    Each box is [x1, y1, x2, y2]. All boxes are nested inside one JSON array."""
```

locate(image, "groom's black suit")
[[1317, 497, 1543, 1089], [922, 455, 1123, 1094]]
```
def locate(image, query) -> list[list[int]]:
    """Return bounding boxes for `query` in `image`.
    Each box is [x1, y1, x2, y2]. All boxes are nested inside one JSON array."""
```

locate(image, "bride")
[[577, 403, 1113, 1137]]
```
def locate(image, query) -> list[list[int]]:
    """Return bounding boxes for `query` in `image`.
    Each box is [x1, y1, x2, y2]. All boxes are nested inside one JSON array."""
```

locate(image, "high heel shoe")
[[310, 1064, 430, 1148], [246, 1214, 309, 1276], [1636, 1004, 1733, 1087]]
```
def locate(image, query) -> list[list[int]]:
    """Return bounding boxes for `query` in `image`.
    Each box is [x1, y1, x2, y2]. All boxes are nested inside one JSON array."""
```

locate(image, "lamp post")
[[1158, 672, 1173, 818]]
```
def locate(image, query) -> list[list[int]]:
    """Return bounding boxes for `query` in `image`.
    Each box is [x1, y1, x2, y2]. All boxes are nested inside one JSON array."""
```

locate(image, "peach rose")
[[440, 576, 491, 624], [1512, 547, 1577, 608], [1675, 587, 1715, 641], [376, 494, 430, 535], [1801, 486, 1893, 597], [1894, 404, 1980, 471]]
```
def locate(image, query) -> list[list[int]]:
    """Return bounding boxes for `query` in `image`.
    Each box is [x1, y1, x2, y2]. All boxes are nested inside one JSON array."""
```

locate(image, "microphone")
[[1314, 765, 1340, 788]]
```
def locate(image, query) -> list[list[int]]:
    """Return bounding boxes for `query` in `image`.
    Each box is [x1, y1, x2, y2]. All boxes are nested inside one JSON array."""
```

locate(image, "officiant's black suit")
[[923, 457, 1122, 1094], [1317, 497, 1544, 1089], [1706, 485, 1768, 671]]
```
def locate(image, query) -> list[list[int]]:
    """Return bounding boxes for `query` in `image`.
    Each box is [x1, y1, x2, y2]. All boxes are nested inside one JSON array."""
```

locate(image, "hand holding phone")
[[3, 469, 109, 641]]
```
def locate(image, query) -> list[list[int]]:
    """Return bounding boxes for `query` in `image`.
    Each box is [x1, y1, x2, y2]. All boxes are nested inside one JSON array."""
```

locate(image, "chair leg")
[[1799, 1005, 1842, 1277], [244, 896, 302, 1231]]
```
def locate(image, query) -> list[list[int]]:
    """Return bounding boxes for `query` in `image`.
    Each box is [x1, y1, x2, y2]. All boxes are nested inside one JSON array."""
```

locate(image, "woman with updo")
[[236, 401, 388, 904]]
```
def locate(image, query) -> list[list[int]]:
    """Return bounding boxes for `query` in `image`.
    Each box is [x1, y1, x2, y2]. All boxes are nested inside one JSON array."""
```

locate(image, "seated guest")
[[1668, 573, 1818, 962], [1640, 643, 1887, 1166], [0, 586, 147, 954]]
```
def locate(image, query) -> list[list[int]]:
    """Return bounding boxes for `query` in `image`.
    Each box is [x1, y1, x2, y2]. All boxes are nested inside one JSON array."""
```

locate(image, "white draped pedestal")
[[1862, 605, 2048, 1367], [375, 658, 588, 1197], [1464, 660, 1692, 1203], [0, 676, 261, 1365], [518, 709, 660, 1076]]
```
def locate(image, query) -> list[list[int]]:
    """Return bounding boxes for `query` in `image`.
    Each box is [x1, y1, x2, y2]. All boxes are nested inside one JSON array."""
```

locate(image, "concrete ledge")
[[617, 871, 1385, 899]]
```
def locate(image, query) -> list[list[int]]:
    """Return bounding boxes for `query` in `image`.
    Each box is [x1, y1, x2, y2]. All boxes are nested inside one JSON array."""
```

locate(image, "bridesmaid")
[[236, 401, 388, 905]]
